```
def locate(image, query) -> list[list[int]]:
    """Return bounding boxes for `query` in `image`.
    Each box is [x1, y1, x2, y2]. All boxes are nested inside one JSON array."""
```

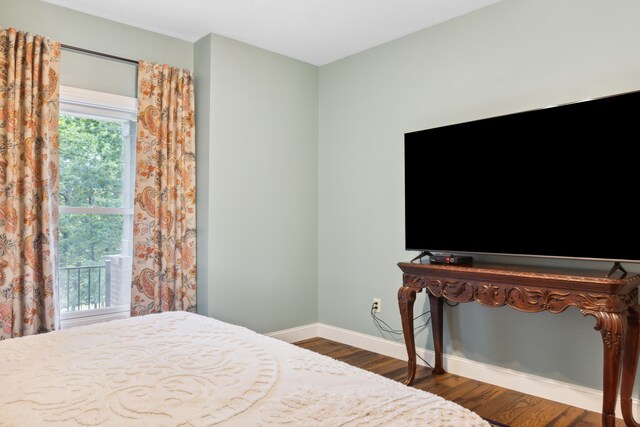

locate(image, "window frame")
[[58, 86, 138, 327]]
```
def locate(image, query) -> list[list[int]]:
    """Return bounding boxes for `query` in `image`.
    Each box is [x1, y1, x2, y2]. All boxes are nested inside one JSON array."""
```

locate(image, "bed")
[[0, 312, 488, 426]]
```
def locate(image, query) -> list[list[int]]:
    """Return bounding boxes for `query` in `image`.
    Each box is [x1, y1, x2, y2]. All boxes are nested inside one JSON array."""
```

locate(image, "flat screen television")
[[405, 89, 640, 262]]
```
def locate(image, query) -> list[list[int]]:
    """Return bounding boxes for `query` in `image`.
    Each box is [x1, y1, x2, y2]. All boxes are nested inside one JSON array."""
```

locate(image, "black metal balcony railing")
[[60, 264, 109, 312]]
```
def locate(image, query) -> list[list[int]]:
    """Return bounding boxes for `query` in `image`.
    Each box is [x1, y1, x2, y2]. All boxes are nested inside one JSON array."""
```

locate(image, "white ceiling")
[[42, 0, 501, 66]]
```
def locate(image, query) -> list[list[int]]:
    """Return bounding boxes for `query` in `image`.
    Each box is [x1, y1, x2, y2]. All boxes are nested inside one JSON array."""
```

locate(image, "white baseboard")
[[267, 322, 640, 419], [266, 323, 321, 342]]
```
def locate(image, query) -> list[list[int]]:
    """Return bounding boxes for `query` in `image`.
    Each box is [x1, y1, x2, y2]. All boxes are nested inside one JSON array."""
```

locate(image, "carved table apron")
[[397, 262, 640, 427]]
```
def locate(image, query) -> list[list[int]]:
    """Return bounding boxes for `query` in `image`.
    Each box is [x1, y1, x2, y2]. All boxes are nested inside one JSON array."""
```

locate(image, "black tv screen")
[[405, 90, 640, 262]]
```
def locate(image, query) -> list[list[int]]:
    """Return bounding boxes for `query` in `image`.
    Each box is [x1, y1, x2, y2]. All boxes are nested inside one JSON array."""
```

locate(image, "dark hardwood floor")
[[294, 337, 624, 427]]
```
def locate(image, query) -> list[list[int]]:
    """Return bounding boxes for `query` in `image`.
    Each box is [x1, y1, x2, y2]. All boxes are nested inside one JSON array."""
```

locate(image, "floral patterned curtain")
[[0, 28, 60, 339], [131, 61, 196, 316]]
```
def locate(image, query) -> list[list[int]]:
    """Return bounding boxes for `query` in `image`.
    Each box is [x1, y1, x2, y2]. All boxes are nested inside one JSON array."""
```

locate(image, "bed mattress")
[[0, 312, 488, 426]]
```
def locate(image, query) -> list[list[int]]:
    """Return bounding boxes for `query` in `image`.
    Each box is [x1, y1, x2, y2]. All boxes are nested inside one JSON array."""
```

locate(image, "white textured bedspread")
[[0, 312, 488, 426]]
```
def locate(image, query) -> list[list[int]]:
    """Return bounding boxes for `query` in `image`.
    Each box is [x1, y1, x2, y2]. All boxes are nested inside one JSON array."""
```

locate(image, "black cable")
[[370, 307, 404, 335], [370, 302, 436, 369], [370, 304, 431, 335], [370, 302, 430, 322], [370, 306, 430, 334], [410, 250, 433, 263], [445, 300, 459, 307], [416, 353, 433, 369], [413, 310, 430, 321]]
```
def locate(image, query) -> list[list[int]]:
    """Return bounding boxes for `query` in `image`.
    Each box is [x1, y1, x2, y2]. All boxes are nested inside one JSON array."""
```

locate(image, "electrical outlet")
[[373, 298, 381, 313]]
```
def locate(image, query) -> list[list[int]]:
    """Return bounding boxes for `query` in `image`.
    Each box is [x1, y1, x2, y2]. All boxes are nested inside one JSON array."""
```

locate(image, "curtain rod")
[[61, 43, 138, 66]]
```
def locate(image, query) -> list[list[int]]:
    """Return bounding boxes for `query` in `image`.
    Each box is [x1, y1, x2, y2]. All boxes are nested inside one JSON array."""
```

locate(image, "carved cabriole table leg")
[[622, 304, 640, 427], [428, 293, 445, 375], [398, 286, 419, 385], [582, 309, 627, 427]]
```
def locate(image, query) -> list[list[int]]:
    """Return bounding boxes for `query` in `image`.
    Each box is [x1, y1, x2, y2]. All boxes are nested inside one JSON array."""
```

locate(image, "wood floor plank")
[[322, 345, 363, 359], [456, 382, 508, 411], [339, 349, 380, 366], [367, 357, 405, 372], [295, 337, 621, 426], [437, 376, 484, 402], [576, 411, 603, 426], [489, 394, 565, 426], [471, 389, 525, 422], [509, 396, 567, 427], [547, 406, 593, 427]]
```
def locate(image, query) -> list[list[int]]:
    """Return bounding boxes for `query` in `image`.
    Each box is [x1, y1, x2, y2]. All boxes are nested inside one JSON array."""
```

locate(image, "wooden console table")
[[397, 262, 640, 427]]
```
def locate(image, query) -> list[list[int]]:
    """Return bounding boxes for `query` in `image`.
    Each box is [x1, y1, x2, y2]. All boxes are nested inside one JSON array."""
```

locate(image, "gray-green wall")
[[194, 35, 214, 317], [2, 0, 320, 333], [1, 0, 193, 97], [318, 0, 640, 391], [202, 34, 319, 333]]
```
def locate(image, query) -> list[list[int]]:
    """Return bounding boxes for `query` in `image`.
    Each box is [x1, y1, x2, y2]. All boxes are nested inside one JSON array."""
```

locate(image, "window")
[[58, 87, 137, 327]]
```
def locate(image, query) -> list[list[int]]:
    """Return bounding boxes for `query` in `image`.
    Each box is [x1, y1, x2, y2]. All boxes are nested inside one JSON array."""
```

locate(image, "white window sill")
[[60, 305, 130, 329]]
